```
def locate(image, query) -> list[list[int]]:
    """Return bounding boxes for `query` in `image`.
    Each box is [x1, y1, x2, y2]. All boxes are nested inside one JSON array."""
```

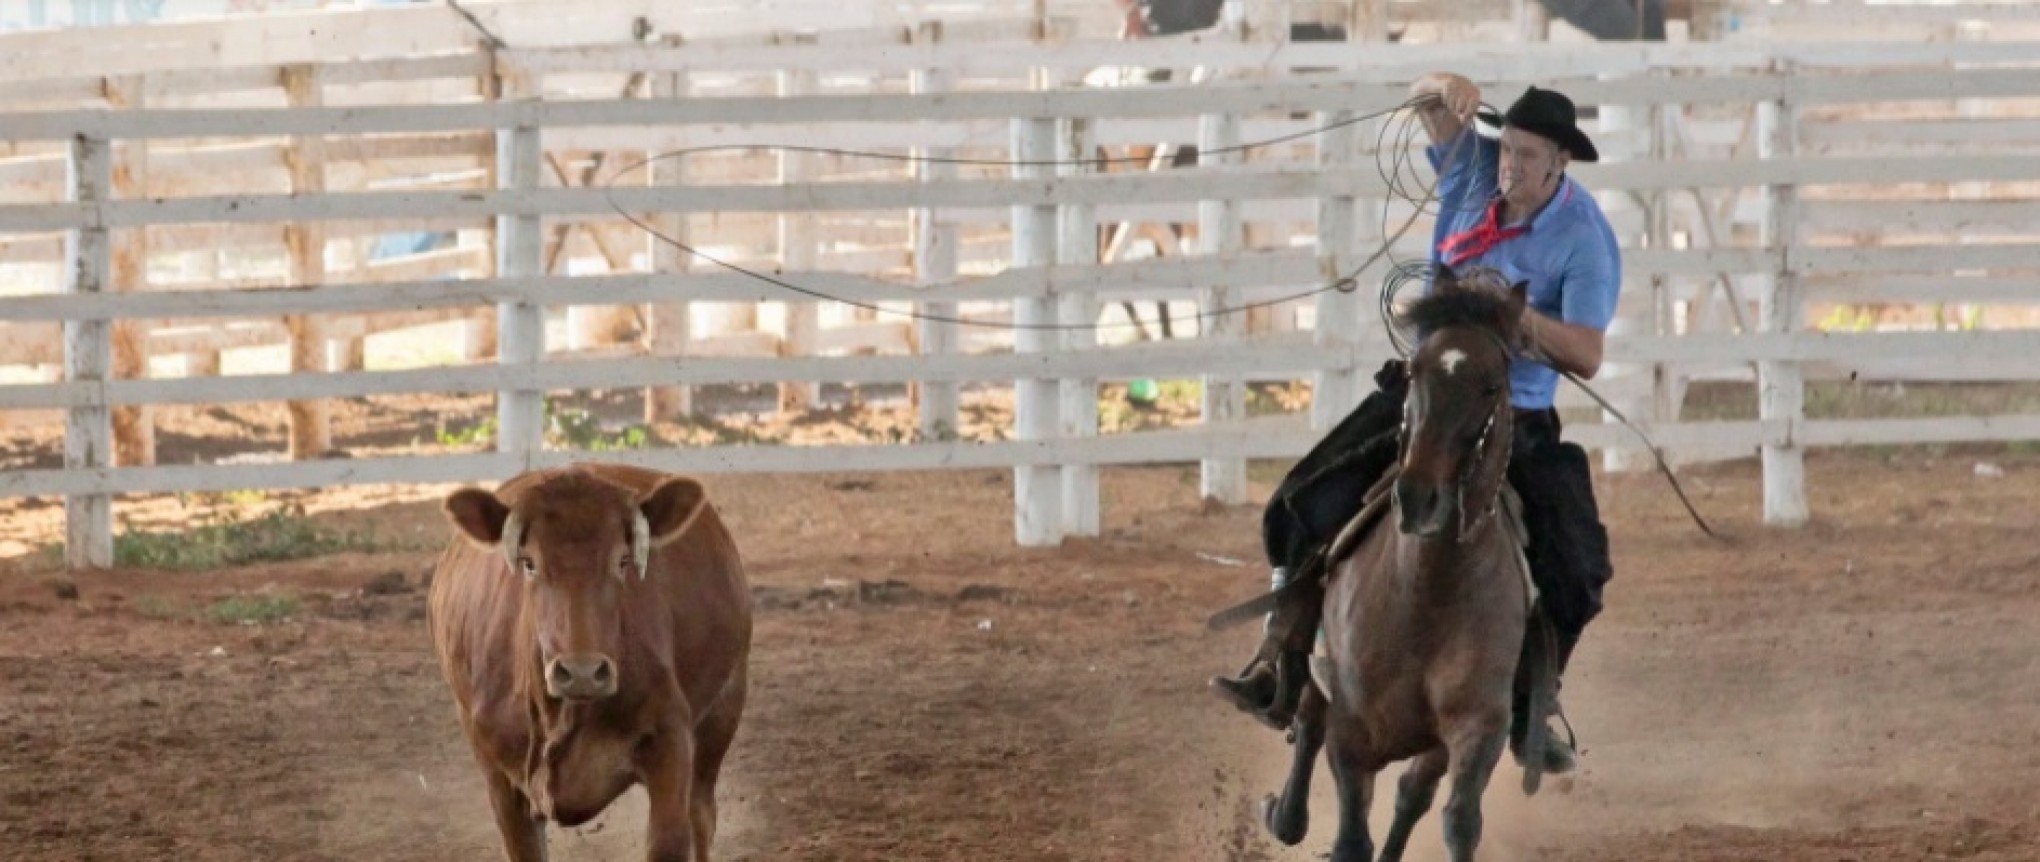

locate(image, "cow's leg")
[[1325, 728, 1377, 862], [689, 670, 748, 862], [642, 728, 698, 862], [1377, 746, 1447, 862], [1263, 683, 1325, 845], [1438, 718, 1508, 862], [482, 769, 548, 862]]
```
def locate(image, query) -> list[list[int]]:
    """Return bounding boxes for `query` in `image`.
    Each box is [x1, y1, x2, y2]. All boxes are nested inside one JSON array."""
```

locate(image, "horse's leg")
[[1325, 730, 1378, 862], [1262, 682, 1326, 845], [1376, 746, 1447, 862], [1438, 721, 1508, 862]]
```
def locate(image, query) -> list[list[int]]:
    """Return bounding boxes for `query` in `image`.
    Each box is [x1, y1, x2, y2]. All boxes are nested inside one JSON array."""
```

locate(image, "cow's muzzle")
[[545, 653, 618, 700]]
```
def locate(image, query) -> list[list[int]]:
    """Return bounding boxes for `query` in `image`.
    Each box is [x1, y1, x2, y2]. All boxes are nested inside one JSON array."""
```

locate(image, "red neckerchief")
[[1437, 184, 1571, 266], [1437, 199, 1528, 267]]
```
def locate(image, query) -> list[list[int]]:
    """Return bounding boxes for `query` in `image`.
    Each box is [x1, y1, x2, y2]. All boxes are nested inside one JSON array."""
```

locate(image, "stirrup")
[[1210, 660, 1278, 716], [1259, 651, 1311, 730]]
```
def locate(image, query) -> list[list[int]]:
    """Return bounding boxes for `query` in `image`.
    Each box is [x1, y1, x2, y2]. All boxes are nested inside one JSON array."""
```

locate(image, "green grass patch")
[[42, 505, 388, 570], [548, 405, 655, 452], [442, 402, 657, 452], [435, 416, 497, 448]]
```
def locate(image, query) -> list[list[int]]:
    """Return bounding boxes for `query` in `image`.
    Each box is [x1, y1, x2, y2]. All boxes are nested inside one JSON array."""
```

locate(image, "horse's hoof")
[[1328, 838, 1375, 862], [1261, 794, 1306, 846]]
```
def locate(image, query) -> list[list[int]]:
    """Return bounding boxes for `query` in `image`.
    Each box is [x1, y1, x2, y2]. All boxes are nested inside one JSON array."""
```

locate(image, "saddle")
[[1206, 463, 1536, 632]]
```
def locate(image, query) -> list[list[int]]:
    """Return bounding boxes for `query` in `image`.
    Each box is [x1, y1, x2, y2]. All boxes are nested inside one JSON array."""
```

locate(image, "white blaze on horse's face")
[[1440, 348, 1468, 376]]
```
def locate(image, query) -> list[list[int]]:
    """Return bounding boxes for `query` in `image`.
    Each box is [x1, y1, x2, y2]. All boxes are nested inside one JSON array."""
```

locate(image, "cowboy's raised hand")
[[1412, 72, 1481, 121]]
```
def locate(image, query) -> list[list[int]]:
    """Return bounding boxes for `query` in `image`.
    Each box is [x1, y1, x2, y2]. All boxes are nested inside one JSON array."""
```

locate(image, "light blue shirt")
[[1425, 129, 1623, 410]]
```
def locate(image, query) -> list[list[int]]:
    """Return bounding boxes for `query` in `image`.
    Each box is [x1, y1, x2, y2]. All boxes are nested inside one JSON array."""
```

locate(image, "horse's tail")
[[1521, 609, 1556, 797]]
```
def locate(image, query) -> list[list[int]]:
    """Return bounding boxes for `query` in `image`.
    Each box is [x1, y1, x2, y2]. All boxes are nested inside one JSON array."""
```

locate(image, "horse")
[[1262, 269, 1547, 862]]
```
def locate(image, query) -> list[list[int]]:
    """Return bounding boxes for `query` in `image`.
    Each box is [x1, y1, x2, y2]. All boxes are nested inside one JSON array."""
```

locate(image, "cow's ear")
[[444, 488, 511, 548], [638, 477, 708, 547]]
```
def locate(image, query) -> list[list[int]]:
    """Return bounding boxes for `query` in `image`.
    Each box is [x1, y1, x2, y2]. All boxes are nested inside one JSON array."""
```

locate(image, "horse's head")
[[1393, 266, 1526, 540]]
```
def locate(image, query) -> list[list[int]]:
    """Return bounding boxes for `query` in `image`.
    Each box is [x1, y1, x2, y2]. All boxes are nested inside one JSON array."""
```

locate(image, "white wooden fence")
[[5, 9, 2039, 566]]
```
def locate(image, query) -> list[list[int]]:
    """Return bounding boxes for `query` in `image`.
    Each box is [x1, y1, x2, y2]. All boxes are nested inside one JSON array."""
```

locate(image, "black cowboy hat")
[[1474, 86, 1599, 163]]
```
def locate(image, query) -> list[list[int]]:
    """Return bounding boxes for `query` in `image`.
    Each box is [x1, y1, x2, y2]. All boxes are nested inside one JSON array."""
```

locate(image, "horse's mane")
[[1396, 283, 1517, 341]]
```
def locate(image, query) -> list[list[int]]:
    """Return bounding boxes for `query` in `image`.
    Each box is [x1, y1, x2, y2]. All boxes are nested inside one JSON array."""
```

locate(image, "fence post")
[[776, 68, 821, 414], [1058, 112, 1101, 537], [64, 133, 114, 569], [911, 26, 959, 440], [105, 74, 153, 467], [1349, 0, 1387, 40], [1757, 63, 1807, 525], [1513, 0, 1551, 41], [282, 63, 333, 460], [1653, 82, 1689, 432], [495, 66, 545, 465], [1198, 110, 1247, 504], [1012, 111, 1062, 547], [1313, 107, 1362, 430], [644, 61, 693, 422], [1597, 84, 1654, 473]]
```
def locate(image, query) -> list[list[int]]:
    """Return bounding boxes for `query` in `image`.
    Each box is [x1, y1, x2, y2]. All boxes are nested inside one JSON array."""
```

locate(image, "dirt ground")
[[3, 415, 2039, 860]]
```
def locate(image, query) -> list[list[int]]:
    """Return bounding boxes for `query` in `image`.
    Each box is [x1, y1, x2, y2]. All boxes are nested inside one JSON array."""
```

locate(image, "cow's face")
[[444, 475, 707, 701]]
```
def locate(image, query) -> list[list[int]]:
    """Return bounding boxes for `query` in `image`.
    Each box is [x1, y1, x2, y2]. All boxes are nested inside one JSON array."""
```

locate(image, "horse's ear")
[[1506, 280, 1529, 317], [1432, 263, 1461, 293]]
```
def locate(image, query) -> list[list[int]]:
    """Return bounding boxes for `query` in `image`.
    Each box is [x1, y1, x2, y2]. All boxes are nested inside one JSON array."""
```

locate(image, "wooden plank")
[[0, 165, 1398, 230], [0, 0, 658, 85], [0, 251, 1332, 322], [14, 329, 2037, 412], [0, 336, 1356, 409], [1618, 330, 2040, 366], [7, 149, 2034, 233], [1802, 275, 2040, 305], [9, 410, 2040, 499], [1801, 118, 2040, 152], [30, 239, 2027, 333], [0, 417, 1319, 498], [0, 80, 1404, 141], [1793, 244, 2040, 275], [1, 45, 2038, 143], [1801, 200, 2040, 236], [545, 116, 1310, 153], [517, 38, 2040, 79], [1749, 3, 2040, 27]]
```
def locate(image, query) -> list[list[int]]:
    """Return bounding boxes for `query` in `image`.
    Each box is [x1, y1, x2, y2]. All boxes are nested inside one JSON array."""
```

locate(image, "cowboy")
[[1211, 74, 1621, 774]]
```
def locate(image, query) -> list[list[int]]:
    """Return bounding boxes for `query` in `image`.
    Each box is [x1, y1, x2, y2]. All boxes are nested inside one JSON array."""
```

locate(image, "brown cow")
[[429, 463, 750, 862]]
